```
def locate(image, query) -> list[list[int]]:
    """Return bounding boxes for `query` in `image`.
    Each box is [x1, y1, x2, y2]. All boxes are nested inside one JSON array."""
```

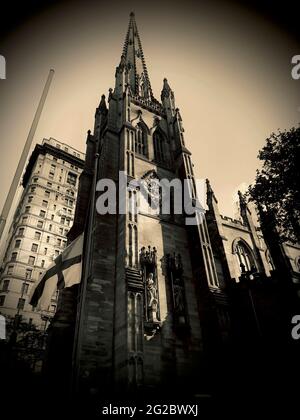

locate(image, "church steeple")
[[120, 12, 154, 100]]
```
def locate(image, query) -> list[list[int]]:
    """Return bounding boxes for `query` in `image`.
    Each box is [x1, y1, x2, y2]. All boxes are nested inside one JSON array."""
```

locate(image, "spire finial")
[[238, 190, 247, 209], [206, 179, 218, 204], [161, 78, 172, 100], [98, 94, 107, 112], [120, 12, 154, 100]]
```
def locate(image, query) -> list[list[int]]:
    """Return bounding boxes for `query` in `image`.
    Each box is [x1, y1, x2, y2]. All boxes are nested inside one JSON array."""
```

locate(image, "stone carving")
[[146, 273, 158, 322], [173, 277, 185, 314], [140, 245, 157, 266], [166, 253, 189, 331], [140, 246, 160, 333], [140, 171, 161, 210]]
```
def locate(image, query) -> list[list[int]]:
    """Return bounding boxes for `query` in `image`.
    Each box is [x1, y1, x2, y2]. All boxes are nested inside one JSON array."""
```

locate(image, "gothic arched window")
[[153, 130, 165, 163], [232, 239, 256, 273], [135, 122, 148, 158]]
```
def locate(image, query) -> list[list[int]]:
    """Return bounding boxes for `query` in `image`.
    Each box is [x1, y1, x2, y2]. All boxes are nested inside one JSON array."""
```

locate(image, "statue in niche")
[[173, 277, 184, 314], [146, 272, 158, 322], [139, 246, 161, 333], [166, 253, 189, 331]]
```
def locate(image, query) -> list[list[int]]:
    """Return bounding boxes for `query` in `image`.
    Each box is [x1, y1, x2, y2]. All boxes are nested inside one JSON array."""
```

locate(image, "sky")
[[0, 0, 299, 229]]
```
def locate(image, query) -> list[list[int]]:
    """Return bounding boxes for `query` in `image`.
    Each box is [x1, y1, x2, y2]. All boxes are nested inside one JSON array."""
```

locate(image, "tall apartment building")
[[0, 138, 85, 329]]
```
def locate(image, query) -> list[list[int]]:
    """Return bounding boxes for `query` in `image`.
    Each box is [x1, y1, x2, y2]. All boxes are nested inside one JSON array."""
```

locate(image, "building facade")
[[0, 138, 84, 329]]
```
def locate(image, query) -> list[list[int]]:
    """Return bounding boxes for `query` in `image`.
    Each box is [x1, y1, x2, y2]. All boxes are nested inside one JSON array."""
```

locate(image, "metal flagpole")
[[0, 69, 55, 241], [71, 143, 100, 396]]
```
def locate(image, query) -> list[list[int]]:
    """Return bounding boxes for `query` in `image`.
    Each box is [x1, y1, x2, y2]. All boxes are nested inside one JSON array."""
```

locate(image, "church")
[[45, 12, 300, 407]]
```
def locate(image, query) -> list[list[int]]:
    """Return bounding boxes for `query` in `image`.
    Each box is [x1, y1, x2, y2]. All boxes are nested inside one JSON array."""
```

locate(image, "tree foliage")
[[248, 126, 300, 243]]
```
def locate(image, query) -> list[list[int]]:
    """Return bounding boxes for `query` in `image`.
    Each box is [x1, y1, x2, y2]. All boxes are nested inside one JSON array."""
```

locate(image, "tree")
[[248, 126, 300, 243]]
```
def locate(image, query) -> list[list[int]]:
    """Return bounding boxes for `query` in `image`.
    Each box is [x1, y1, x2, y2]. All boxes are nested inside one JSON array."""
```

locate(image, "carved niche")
[[166, 253, 189, 332], [139, 246, 161, 334]]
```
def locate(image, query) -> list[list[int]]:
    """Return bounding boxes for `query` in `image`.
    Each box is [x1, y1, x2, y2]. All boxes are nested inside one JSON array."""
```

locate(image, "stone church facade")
[[46, 13, 300, 403]]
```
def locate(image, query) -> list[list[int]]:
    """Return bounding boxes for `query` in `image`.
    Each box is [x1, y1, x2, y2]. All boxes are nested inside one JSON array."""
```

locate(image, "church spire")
[[120, 12, 154, 100]]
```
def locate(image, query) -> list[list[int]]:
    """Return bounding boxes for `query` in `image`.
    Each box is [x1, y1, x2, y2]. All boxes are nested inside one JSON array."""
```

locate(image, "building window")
[[54, 250, 60, 257], [60, 216, 65, 225], [53, 157, 58, 161], [45, 190, 50, 198], [55, 195, 58, 201], [49, 171, 55, 179], [25, 206, 31, 213], [233, 239, 256, 273], [153, 130, 165, 163], [11, 252, 17, 262], [28, 196, 33, 203], [25, 269, 32, 280], [56, 143, 61, 149], [49, 224, 53, 231], [67, 172, 77, 186], [21, 283, 29, 295], [33, 177, 38, 183], [17, 298, 25, 310], [0, 296, 5, 306], [7, 265, 13, 275], [59, 228, 63, 235], [31, 186, 36, 192], [65, 198, 74, 207], [42, 200, 48, 208], [22, 216, 28, 224], [39, 210, 46, 218], [15, 240, 21, 249], [67, 189, 75, 197], [46, 236, 50, 243], [31, 243, 38, 252], [135, 122, 148, 157], [50, 304, 57, 312], [47, 182, 52, 187], [34, 231, 41, 240], [53, 204, 56, 210], [41, 260, 45, 268], [18, 227, 25, 237], [37, 220, 43, 228], [2, 280, 10, 292], [51, 214, 54, 220], [44, 248, 48, 255], [28, 256, 35, 266]]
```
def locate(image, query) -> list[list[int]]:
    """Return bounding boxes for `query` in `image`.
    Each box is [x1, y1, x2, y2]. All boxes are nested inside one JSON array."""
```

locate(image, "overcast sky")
[[0, 0, 299, 225]]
